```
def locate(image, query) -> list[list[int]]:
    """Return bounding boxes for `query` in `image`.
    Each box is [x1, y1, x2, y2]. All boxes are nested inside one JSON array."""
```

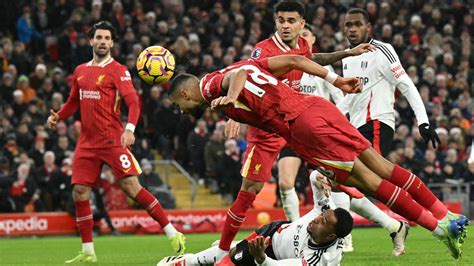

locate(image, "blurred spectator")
[[9, 163, 38, 212], [16, 75, 36, 104], [216, 139, 242, 202], [138, 159, 175, 209], [35, 151, 60, 211], [204, 129, 225, 191], [187, 119, 208, 183]]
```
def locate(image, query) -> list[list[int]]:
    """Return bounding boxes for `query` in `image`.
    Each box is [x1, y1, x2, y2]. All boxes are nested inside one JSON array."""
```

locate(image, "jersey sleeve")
[[201, 73, 226, 102], [309, 170, 336, 212], [57, 69, 80, 120], [251, 43, 272, 60], [112, 66, 140, 128], [377, 44, 429, 125]]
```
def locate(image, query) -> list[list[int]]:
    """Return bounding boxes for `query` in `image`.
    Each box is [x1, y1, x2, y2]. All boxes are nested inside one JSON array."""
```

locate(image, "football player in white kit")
[[157, 170, 352, 266], [338, 8, 440, 155], [298, 25, 409, 256]]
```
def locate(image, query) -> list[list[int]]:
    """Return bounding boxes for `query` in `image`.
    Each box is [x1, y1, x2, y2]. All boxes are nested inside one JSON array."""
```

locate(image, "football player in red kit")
[[169, 55, 468, 259], [47, 21, 185, 263], [218, 1, 373, 261]]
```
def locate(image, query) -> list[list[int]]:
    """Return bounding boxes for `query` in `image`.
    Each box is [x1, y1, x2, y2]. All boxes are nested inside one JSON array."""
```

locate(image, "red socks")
[[75, 200, 93, 243], [219, 190, 256, 251], [375, 180, 438, 231], [135, 188, 170, 227], [390, 165, 448, 219]]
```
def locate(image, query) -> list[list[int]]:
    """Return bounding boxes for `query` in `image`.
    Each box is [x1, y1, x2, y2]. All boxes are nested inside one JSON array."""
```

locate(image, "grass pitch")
[[0, 227, 472, 265]]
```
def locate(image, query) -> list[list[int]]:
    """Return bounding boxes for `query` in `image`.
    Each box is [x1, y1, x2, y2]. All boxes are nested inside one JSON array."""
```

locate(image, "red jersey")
[[248, 32, 311, 142], [58, 58, 140, 148], [199, 58, 320, 139]]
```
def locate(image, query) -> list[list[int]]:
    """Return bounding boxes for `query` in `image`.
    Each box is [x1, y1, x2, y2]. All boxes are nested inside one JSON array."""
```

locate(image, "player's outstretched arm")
[[266, 55, 361, 93], [311, 43, 375, 65], [211, 69, 248, 110]]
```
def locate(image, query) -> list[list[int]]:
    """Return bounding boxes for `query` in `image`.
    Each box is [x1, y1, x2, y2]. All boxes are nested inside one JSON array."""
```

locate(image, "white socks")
[[82, 242, 95, 255], [280, 188, 300, 221], [350, 196, 398, 232], [164, 223, 178, 238], [433, 226, 446, 237], [331, 192, 350, 210], [186, 246, 228, 264]]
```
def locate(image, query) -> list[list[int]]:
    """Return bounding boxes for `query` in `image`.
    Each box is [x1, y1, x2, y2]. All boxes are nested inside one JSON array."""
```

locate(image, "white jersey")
[[338, 39, 428, 130], [299, 66, 344, 105], [267, 172, 344, 266]]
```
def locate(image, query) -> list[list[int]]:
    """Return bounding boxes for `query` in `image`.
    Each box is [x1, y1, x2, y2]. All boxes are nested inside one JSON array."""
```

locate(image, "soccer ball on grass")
[[136, 46, 175, 85]]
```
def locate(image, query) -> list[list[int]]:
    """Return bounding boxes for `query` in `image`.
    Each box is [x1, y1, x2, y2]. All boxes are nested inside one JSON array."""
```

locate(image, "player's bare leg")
[[120, 176, 186, 255], [278, 156, 301, 221], [345, 153, 468, 258], [216, 178, 262, 262], [66, 184, 97, 263]]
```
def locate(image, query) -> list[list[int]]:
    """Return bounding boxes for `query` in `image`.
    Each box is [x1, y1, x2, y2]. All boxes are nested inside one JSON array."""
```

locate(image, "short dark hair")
[[346, 8, 369, 23], [333, 208, 353, 238], [169, 73, 196, 97], [274, 0, 305, 17], [87, 21, 118, 41]]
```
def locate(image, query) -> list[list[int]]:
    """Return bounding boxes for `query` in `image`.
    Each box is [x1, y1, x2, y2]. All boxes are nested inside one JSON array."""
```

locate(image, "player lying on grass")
[[168, 54, 468, 259], [158, 170, 353, 266]]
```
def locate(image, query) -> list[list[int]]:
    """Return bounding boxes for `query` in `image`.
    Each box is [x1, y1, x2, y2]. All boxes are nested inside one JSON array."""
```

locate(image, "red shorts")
[[72, 146, 142, 187], [289, 101, 371, 184], [240, 136, 286, 182]]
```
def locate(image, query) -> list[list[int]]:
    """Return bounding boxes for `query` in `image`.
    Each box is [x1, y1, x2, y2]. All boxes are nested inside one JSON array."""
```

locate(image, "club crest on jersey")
[[360, 61, 368, 70], [253, 164, 262, 174], [251, 48, 261, 59], [96, 74, 105, 85]]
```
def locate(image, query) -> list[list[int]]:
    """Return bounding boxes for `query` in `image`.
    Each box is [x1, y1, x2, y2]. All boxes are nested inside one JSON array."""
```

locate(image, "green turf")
[[0, 227, 472, 265]]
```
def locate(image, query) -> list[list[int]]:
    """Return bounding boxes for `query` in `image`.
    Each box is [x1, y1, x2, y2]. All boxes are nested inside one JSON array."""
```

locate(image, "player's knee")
[[278, 178, 294, 191], [72, 185, 90, 201], [241, 178, 264, 194], [119, 176, 141, 198]]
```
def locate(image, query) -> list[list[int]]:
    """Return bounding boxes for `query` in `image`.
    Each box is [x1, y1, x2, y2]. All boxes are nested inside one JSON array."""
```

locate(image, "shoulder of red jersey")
[[251, 38, 274, 59]]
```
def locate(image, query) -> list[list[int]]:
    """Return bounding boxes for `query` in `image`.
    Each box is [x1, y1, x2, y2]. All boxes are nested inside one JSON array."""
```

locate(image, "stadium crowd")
[[0, 0, 472, 213]]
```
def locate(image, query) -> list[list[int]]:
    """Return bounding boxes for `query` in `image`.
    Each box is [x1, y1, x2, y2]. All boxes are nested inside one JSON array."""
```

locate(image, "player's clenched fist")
[[47, 109, 59, 129], [210, 96, 236, 110], [334, 77, 361, 93]]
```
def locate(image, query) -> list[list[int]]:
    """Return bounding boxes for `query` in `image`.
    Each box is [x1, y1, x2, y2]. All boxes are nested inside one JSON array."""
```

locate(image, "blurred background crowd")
[[0, 0, 472, 213]]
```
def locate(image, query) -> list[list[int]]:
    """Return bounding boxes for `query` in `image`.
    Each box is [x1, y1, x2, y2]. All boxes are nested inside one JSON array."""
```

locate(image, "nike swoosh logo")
[[124, 167, 132, 173], [230, 224, 240, 228]]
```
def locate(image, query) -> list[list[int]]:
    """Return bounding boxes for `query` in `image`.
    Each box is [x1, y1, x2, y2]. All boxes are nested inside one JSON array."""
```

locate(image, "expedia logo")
[[0, 217, 48, 234]]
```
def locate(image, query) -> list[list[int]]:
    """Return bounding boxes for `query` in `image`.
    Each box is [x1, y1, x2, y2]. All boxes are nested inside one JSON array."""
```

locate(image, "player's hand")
[[334, 77, 361, 93], [47, 109, 59, 129], [121, 129, 135, 149], [224, 119, 240, 139], [248, 236, 270, 264], [210, 96, 236, 110], [348, 43, 375, 56], [314, 173, 332, 197], [419, 123, 441, 149]]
